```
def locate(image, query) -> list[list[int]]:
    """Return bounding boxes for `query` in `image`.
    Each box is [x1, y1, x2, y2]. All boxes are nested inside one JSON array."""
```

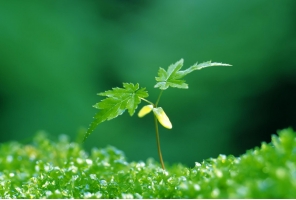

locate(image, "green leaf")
[[83, 83, 148, 141], [154, 59, 232, 90], [154, 59, 185, 90]]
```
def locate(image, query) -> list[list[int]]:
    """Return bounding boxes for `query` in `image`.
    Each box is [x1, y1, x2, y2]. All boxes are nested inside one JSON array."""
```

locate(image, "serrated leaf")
[[154, 59, 185, 90], [83, 83, 148, 141], [154, 59, 232, 90]]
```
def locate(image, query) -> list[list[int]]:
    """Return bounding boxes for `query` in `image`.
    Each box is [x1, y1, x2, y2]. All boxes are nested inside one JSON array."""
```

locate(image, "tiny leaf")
[[138, 105, 153, 118], [153, 107, 172, 129], [83, 83, 148, 141], [155, 59, 231, 90]]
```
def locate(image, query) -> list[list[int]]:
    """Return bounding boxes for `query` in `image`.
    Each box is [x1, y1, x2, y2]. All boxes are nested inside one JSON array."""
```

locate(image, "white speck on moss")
[[71, 175, 79, 181], [42, 181, 50, 188], [45, 190, 52, 197], [276, 168, 287, 179], [167, 177, 174, 185], [6, 155, 13, 162], [237, 186, 248, 196], [136, 161, 145, 168], [194, 184, 201, 191], [179, 182, 188, 190], [215, 169, 223, 178], [95, 191, 102, 198], [195, 162, 201, 167], [102, 160, 110, 167], [179, 176, 187, 182], [54, 189, 61, 195], [134, 193, 143, 199], [68, 165, 78, 173], [15, 187, 21, 193], [122, 193, 134, 199], [83, 192, 92, 198], [100, 180, 108, 189], [86, 159, 93, 165], [44, 164, 50, 171], [76, 158, 83, 164], [90, 174, 96, 180], [211, 188, 220, 198], [163, 170, 169, 176]]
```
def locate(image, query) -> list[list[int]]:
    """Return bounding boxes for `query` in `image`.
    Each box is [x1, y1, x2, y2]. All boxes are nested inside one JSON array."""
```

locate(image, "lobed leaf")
[[154, 59, 232, 90], [83, 83, 148, 141]]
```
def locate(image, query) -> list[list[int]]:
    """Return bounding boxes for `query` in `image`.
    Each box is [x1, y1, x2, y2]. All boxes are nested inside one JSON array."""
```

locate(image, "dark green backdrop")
[[1, 0, 296, 166]]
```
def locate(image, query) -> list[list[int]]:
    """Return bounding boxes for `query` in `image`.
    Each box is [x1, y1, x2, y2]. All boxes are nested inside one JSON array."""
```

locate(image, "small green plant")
[[83, 59, 231, 169]]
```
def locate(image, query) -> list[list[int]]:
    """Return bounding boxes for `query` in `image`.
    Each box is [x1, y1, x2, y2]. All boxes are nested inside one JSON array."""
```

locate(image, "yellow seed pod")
[[153, 107, 172, 129], [138, 105, 153, 118]]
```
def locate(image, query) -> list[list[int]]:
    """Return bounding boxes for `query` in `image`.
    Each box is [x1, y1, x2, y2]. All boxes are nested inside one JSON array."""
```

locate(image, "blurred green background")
[[0, 0, 296, 167]]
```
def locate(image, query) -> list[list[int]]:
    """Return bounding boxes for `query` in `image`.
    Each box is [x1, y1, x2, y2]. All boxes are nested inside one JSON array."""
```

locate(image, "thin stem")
[[154, 114, 166, 170], [140, 98, 154, 106], [155, 90, 163, 107]]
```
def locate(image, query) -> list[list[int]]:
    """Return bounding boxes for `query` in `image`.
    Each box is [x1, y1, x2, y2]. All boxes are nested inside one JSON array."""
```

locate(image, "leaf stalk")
[[140, 98, 154, 106]]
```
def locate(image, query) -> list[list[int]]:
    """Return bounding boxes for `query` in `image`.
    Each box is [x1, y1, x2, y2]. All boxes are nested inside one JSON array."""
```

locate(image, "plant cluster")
[[0, 128, 295, 198]]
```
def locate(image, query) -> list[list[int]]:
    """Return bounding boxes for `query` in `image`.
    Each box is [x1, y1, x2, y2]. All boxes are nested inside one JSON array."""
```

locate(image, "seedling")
[[83, 59, 231, 170]]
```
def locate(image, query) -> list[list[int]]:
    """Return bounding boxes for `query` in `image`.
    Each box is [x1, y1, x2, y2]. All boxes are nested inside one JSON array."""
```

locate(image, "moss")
[[0, 128, 296, 198]]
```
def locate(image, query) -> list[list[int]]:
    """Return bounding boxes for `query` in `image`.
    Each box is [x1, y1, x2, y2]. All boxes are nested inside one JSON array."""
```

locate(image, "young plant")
[[83, 59, 231, 170]]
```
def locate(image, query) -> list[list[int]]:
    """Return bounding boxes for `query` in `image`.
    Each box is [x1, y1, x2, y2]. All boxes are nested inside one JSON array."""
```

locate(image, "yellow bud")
[[153, 107, 172, 129], [138, 105, 153, 118]]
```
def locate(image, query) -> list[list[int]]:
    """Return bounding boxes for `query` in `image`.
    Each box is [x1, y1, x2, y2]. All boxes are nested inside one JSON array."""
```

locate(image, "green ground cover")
[[0, 128, 295, 198]]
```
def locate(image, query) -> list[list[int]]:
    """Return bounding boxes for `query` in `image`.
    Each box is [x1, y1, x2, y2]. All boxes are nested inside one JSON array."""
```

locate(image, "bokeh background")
[[1, 0, 296, 167]]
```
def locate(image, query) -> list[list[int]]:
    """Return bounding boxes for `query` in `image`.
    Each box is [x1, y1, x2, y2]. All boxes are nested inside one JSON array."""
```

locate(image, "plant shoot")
[[84, 58, 231, 169]]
